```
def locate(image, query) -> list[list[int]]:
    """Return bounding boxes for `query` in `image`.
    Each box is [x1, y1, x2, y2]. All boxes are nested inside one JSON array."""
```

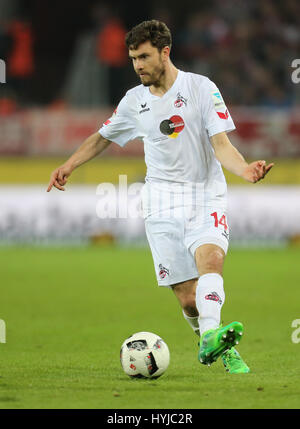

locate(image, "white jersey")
[[99, 70, 235, 206]]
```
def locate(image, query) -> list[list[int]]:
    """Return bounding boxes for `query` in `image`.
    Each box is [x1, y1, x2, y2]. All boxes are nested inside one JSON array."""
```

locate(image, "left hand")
[[242, 160, 274, 183]]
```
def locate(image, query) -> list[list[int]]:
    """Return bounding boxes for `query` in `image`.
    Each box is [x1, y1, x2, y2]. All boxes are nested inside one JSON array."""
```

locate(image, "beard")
[[138, 61, 165, 87]]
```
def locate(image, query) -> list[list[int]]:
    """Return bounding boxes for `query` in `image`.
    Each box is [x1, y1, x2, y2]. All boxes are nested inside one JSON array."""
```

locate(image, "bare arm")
[[47, 132, 112, 192], [210, 131, 274, 183]]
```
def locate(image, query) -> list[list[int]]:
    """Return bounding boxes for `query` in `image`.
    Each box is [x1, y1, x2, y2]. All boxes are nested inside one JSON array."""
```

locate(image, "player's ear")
[[161, 45, 170, 62]]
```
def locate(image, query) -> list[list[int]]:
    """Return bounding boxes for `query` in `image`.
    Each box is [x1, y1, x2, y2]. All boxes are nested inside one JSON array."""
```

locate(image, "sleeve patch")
[[211, 91, 225, 109], [216, 109, 229, 119]]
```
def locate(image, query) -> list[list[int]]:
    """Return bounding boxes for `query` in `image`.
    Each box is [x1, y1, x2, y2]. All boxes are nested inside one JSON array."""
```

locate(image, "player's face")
[[129, 41, 168, 87]]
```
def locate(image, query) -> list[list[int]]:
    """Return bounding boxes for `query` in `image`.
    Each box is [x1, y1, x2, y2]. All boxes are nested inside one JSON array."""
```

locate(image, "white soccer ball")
[[120, 331, 170, 379]]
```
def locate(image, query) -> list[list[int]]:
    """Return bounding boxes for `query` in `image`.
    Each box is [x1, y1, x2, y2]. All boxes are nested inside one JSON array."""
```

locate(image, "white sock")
[[182, 310, 200, 337], [195, 273, 225, 336]]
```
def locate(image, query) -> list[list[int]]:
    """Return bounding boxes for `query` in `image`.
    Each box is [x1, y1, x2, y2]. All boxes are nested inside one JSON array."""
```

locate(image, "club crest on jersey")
[[159, 115, 185, 139], [174, 92, 187, 108], [158, 264, 169, 279]]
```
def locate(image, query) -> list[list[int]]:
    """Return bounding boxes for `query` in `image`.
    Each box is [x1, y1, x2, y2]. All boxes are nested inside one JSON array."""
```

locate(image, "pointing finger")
[[265, 163, 274, 173], [47, 174, 57, 192]]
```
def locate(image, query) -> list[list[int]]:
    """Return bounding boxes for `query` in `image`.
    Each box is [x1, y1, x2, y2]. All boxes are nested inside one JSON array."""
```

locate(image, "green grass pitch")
[[0, 245, 300, 409]]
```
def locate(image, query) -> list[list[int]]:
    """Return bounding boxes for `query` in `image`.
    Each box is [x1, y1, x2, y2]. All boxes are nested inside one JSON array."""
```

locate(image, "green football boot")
[[221, 348, 250, 374], [198, 321, 244, 365]]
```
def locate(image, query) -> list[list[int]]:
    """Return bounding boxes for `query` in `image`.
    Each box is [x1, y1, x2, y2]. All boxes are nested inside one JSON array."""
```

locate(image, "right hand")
[[241, 160, 274, 183], [47, 164, 73, 192]]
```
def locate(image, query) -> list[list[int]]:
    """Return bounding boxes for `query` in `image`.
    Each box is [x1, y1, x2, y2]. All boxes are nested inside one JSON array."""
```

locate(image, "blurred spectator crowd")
[[0, 0, 299, 111]]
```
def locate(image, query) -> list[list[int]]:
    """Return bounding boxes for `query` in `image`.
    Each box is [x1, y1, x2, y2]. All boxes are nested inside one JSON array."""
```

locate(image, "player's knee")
[[199, 248, 224, 273]]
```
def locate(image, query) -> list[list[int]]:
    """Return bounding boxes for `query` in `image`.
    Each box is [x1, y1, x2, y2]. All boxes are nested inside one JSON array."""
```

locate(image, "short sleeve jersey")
[[99, 71, 235, 203]]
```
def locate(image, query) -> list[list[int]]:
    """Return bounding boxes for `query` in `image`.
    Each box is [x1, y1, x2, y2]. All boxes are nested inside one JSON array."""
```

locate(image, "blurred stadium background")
[[0, 0, 300, 247], [1, 1, 300, 410]]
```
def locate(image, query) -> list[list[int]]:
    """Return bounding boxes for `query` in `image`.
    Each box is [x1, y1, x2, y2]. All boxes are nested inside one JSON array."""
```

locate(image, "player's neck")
[[149, 64, 179, 97]]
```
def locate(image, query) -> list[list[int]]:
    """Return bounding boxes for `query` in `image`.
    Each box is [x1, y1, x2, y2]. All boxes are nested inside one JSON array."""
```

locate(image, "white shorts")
[[142, 182, 229, 288]]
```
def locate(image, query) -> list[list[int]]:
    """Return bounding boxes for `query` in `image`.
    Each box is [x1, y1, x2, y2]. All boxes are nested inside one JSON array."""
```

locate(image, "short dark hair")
[[125, 20, 172, 52]]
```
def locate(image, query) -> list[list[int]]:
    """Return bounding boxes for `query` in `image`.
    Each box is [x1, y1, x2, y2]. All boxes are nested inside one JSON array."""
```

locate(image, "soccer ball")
[[120, 331, 170, 379]]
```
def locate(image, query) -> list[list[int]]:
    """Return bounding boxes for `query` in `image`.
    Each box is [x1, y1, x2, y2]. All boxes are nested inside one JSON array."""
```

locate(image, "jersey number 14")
[[210, 212, 228, 231]]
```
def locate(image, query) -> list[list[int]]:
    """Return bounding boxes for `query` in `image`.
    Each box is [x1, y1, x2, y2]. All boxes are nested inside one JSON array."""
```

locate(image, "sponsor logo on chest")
[[159, 115, 185, 139]]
